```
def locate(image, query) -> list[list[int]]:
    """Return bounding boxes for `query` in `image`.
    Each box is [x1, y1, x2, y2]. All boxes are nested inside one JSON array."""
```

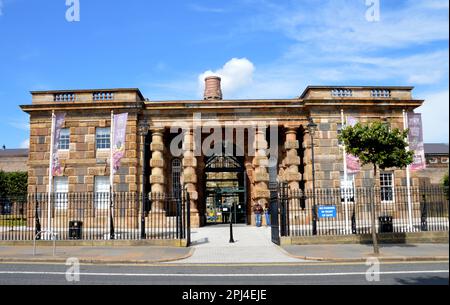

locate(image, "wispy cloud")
[[20, 139, 29, 149], [9, 118, 29, 131], [188, 3, 227, 13]]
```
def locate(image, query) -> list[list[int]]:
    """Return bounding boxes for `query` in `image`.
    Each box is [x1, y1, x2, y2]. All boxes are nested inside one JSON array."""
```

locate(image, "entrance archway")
[[203, 143, 247, 225]]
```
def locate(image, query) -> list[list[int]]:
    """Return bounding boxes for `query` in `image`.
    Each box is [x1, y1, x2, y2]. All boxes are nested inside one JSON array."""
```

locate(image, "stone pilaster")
[[182, 130, 200, 227], [252, 128, 270, 207], [149, 128, 165, 211], [283, 126, 301, 190]]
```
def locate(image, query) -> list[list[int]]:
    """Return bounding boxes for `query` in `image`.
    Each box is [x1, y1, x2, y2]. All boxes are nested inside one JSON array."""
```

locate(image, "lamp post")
[[138, 119, 149, 239], [307, 117, 318, 236]]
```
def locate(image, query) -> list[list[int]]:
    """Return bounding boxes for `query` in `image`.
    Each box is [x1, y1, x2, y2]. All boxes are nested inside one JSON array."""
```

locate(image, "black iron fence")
[[277, 185, 449, 237], [0, 192, 190, 242]]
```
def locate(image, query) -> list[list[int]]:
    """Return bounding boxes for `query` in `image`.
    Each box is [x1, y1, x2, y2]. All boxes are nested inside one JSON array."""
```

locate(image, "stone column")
[[252, 127, 270, 218], [182, 130, 200, 227], [283, 126, 301, 190], [150, 128, 166, 211]]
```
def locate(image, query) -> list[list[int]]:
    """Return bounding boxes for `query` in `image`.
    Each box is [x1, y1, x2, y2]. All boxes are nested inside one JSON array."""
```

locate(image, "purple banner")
[[408, 113, 426, 171], [346, 116, 361, 174], [112, 113, 128, 174], [52, 113, 66, 176]]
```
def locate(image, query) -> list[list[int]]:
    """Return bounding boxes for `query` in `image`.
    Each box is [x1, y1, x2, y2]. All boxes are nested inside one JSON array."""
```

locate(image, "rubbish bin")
[[69, 221, 83, 240], [378, 216, 393, 233]]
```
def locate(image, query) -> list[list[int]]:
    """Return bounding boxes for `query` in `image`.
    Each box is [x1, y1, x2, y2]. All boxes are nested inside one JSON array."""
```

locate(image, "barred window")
[[96, 127, 110, 150], [59, 128, 70, 150], [340, 173, 355, 203], [54, 177, 68, 209], [337, 123, 343, 146], [380, 172, 394, 203], [94, 176, 110, 210], [172, 158, 182, 198], [331, 89, 353, 98]]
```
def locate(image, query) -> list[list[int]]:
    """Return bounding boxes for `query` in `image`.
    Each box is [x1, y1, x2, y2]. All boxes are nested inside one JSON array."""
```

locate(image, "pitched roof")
[[424, 143, 449, 155], [0, 149, 29, 158]]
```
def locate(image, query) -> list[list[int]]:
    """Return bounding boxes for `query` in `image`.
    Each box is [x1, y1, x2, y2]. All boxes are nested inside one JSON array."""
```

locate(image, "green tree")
[[0, 171, 28, 197], [0, 171, 7, 197], [339, 121, 414, 254]]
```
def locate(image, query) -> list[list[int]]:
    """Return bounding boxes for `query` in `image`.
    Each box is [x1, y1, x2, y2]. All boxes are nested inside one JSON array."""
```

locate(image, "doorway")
[[204, 153, 247, 225]]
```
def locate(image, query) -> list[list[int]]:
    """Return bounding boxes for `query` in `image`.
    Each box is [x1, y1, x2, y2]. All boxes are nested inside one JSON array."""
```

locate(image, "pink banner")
[[112, 113, 128, 174], [408, 113, 426, 171], [52, 113, 66, 176], [345, 116, 361, 173]]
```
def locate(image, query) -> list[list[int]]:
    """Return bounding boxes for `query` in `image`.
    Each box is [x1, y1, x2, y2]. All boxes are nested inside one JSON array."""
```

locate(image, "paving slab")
[[175, 225, 307, 264]]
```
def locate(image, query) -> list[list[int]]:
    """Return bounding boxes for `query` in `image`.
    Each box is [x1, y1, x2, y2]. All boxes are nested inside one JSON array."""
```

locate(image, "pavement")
[[176, 225, 305, 264], [0, 246, 193, 264], [0, 224, 448, 264], [282, 243, 450, 262]]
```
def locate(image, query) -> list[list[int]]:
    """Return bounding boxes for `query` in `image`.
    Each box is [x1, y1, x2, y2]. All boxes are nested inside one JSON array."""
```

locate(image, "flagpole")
[[46, 110, 56, 239], [341, 109, 350, 234], [403, 110, 414, 231], [109, 110, 115, 240]]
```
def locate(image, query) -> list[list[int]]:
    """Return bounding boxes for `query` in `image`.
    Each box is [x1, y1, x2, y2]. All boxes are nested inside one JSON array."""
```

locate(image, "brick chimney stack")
[[204, 76, 223, 100]]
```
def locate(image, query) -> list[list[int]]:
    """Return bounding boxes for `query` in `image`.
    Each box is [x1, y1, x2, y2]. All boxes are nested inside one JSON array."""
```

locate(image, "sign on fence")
[[318, 206, 337, 219]]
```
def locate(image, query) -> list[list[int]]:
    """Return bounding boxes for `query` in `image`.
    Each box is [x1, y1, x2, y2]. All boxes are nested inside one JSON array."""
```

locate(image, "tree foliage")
[[339, 121, 414, 170], [0, 171, 28, 196], [338, 121, 414, 255]]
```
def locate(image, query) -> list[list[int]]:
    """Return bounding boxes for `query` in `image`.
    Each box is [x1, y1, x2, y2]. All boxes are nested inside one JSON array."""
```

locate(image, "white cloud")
[[20, 139, 29, 149], [418, 90, 449, 143], [198, 58, 255, 98]]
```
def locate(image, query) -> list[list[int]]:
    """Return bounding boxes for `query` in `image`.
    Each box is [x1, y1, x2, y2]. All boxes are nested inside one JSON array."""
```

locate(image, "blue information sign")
[[318, 206, 337, 218]]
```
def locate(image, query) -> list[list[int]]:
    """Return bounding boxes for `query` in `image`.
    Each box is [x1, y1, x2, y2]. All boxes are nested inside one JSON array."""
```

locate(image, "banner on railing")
[[51, 113, 66, 176], [408, 113, 426, 171], [112, 113, 128, 174]]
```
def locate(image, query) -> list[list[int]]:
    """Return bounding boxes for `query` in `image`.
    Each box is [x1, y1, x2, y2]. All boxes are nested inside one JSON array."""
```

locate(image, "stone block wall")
[[27, 112, 140, 194]]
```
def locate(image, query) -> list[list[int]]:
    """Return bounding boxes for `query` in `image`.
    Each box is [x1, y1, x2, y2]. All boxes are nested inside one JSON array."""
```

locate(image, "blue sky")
[[0, 0, 448, 149]]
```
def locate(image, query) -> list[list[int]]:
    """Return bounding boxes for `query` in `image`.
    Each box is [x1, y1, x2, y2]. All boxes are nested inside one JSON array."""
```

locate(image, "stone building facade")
[[0, 149, 29, 172], [21, 79, 425, 227]]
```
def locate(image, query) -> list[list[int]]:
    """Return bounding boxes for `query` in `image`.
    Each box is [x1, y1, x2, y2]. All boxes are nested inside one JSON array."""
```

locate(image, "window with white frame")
[[59, 128, 70, 150], [340, 173, 355, 203], [441, 157, 449, 164], [380, 172, 395, 203], [54, 177, 68, 209], [94, 176, 110, 209], [96, 127, 110, 150]]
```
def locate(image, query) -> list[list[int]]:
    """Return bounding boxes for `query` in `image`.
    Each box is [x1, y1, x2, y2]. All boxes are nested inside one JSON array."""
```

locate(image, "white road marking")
[[0, 270, 448, 277]]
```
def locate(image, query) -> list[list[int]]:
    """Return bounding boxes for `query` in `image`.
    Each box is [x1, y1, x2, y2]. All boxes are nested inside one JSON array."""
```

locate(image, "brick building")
[[20, 79, 425, 228]]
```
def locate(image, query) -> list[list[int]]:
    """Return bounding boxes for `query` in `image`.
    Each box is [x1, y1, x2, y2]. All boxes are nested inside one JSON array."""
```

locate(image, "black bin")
[[69, 221, 83, 240], [378, 216, 393, 233]]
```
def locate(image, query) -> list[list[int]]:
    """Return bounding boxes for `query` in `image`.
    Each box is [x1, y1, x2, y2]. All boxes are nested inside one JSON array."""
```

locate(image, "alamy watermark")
[[365, 257, 381, 282], [66, 0, 80, 22], [65, 257, 80, 283], [365, 0, 380, 22]]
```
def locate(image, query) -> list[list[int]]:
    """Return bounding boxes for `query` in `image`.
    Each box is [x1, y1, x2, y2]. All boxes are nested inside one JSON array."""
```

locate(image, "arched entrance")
[[203, 144, 247, 225]]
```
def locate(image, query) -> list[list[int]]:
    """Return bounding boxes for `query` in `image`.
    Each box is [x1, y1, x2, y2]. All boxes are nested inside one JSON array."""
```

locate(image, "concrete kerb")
[[282, 252, 449, 263], [0, 247, 195, 265]]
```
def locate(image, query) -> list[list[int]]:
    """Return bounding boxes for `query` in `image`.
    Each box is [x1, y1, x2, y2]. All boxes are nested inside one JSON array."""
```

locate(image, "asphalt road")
[[0, 261, 447, 285]]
